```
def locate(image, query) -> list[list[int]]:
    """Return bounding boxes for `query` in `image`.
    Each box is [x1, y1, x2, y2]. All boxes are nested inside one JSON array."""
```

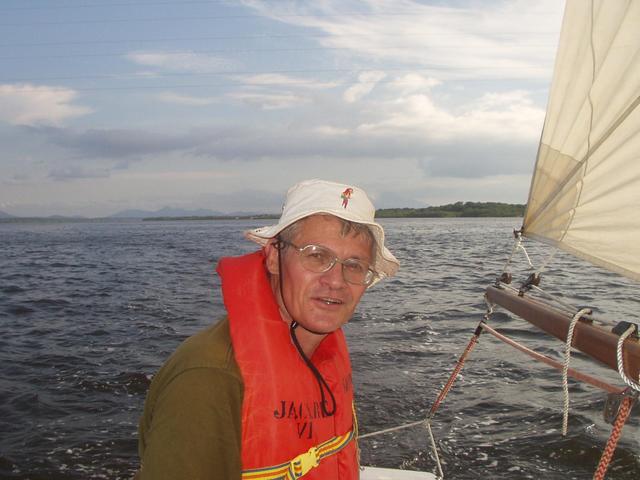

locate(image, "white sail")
[[523, 0, 640, 282]]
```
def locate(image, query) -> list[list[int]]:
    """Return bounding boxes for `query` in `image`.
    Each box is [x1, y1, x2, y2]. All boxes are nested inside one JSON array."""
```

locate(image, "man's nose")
[[320, 260, 347, 288]]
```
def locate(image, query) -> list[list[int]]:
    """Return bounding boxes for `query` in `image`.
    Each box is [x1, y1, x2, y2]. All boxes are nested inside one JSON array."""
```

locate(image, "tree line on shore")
[[144, 201, 525, 220], [375, 201, 525, 218]]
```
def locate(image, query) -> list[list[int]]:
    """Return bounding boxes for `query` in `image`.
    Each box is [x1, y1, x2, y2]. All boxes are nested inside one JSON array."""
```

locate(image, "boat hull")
[[361, 466, 437, 480]]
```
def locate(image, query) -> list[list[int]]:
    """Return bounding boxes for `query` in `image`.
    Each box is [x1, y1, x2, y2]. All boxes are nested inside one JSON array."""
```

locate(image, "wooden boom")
[[485, 285, 640, 382]]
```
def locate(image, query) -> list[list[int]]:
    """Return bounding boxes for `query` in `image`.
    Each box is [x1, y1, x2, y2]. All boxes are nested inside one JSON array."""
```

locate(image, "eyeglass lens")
[[297, 244, 373, 285]]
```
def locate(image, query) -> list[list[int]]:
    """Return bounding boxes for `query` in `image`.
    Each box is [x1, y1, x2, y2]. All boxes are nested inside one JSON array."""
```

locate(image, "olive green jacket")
[[137, 317, 244, 480]]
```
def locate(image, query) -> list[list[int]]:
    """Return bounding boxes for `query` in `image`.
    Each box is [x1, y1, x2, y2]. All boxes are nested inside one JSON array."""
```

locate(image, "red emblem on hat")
[[341, 188, 354, 209]]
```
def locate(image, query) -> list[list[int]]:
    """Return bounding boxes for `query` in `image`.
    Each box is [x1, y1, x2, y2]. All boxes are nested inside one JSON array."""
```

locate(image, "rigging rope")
[[502, 231, 535, 277], [500, 280, 616, 330], [478, 219, 638, 476], [481, 318, 635, 480], [562, 307, 593, 435], [426, 421, 444, 480], [427, 321, 484, 419], [535, 248, 558, 276], [616, 324, 640, 392], [359, 293, 634, 478], [358, 311, 633, 479], [358, 320, 485, 479], [479, 323, 622, 394], [593, 390, 638, 480], [529, 284, 581, 316], [501, 231, 559, 281], [358, 419, 425, 439]]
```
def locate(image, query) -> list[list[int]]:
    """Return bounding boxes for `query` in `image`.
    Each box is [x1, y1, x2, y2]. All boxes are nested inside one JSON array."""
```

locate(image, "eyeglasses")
[[279, 240, 376, 286]]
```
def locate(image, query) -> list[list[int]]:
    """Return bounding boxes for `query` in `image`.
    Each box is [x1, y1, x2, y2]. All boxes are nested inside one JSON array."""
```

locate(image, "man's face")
[[267, 215, 372, 335]]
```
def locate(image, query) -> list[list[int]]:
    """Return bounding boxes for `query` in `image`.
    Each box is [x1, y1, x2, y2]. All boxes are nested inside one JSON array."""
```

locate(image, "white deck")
[[361, 466, 438, 480]]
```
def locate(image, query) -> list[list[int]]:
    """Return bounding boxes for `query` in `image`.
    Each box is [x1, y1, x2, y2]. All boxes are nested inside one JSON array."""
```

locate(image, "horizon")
[[0, 1, 564, 217], [0, 199, 526, 219]]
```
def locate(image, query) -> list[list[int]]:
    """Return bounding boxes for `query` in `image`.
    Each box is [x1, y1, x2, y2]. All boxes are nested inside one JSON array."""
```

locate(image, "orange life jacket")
[[217, 251, 359, 480]]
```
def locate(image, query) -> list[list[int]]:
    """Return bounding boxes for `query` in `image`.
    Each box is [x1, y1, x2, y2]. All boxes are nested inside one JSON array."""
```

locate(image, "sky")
[[0, 0, 566, 217]]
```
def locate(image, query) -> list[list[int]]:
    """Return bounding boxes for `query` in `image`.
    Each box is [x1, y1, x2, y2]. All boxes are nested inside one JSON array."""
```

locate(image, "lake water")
[[1, 217, 638, 479]]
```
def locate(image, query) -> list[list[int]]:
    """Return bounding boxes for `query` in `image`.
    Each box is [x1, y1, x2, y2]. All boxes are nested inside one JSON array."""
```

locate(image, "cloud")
[[227, 73, 339, 111], [20, 78, 542, 181], [24, 88, 540, 177], [190, 126, 411, 160], [125, 51, 233, 73], [374, 189, 429, 208], [120, 170, 232, 181], [228, 91, 310, 110], [313, 126, 350, 136], [193, 188, 285, 214], [156, 92, 220, 106], [48, 165, 111, 181], [413, 174, 533, 206], [419, 140, 537, 178], [241, 0, 562, 80], [0, 84, 91, 126], [237, 73, 338, 90], [358, 88, 544, 143], [0, 173, 32, 186], [391, 74, 441, 94], [343, 71, 386, 103], [28, 125, 195, 160], [188, 124, 535, 177]]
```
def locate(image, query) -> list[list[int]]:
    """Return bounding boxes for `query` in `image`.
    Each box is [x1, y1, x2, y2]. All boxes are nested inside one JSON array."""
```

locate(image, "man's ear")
[[264, 239, 280, 275]]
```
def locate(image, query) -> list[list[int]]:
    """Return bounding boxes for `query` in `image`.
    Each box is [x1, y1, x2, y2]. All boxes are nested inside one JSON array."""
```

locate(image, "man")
[[137, 179, 399, 479]]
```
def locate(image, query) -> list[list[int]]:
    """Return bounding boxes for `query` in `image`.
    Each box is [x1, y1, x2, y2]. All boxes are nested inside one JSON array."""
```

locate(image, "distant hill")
[[110, 207, 227, 218], [0, 213, 87, 220], [47, 214, 86, 219], [109, 207, 274, 219], [376, 201, 525, 218]]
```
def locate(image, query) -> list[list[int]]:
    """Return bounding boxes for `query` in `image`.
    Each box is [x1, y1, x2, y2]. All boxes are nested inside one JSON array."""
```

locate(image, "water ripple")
[[1, 218, 638, 479]]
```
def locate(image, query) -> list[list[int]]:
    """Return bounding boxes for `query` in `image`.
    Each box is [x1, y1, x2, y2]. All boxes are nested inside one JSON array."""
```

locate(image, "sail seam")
[[556, 0, 597, 246], [524, 0, 640, 234], [525, 93, 640, 233], [522, 91, 640, 231]]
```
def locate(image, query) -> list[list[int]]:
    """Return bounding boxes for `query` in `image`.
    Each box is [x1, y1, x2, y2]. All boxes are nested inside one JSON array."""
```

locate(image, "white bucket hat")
[[245, 179, 399, 286]]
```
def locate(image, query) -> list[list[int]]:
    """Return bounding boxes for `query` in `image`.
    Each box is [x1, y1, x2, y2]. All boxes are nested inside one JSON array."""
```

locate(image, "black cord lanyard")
[[289, 320, 337, 417], [276, 238, 337, 417]]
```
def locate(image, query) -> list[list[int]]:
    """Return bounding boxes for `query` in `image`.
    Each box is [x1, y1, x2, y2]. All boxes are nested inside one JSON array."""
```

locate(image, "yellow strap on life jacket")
[[241, 406, 358, 480]]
